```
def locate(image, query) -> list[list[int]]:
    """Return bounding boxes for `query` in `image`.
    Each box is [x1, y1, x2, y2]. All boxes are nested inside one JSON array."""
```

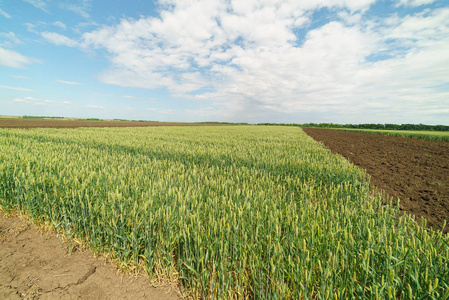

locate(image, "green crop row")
[[0, 126, 448, 299], [331, 128, 449, 142]]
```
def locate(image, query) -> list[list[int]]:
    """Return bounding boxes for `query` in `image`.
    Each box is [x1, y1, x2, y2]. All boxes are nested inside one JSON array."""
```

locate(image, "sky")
[[1, 0, 448, 124]]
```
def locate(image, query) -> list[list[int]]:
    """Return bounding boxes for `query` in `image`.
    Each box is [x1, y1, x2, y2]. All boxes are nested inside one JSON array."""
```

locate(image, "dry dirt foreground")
[[0, 212, 182, 300], [303, 128, 449, 234]]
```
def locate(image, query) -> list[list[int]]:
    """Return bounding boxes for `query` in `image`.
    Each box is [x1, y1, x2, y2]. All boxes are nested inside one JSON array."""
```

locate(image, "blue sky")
[[1, 0, 448, 124]]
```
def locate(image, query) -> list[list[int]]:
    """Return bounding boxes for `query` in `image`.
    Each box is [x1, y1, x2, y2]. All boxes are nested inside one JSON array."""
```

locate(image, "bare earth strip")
[[0, 212, 182, 300], [303, 128, 449, 234], [0, 118, 224, 129]]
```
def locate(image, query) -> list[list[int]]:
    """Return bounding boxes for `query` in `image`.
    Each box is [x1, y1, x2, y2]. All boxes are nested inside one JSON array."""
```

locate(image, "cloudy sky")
[[1, 0, 448, 124]]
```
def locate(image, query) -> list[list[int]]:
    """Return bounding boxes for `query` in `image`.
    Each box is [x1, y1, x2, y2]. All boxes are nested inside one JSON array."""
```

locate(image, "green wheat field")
[[334, 128, 449, 142], [1, 126, 448, 299]]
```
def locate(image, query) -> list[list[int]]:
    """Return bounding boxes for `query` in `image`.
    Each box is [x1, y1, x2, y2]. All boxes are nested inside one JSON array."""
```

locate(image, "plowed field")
[[303, 128, 449, 234]]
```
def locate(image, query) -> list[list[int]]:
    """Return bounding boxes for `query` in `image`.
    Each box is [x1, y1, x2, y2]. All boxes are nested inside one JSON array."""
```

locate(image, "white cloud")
[[78, 21, 98, 27], [146, 107, 176, 115], [73, 21, 98, 34], [0, 8, 11, 18], [55, 79, 84, 85], [60, 0, 91, 18], [160, 109, 174, 114], [13, 97, 41, 103], [0, 47, 36, 68], [24, 23, 38, 33], [1, 85, 34, 92], [79, 0, 448, 122], [386, 8, 449, 44], [41, 32, 79, 47], [22, 0, 48, 12], [396, 0, 440, 7], [10, 75, 32, 80], [0, 32, 22, 47], [23, 21, 48, 34], [53, 21, 67, 29]]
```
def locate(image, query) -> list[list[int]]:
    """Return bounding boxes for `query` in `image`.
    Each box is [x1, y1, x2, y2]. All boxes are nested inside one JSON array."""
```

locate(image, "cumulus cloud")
[[0, 47, 36, 68], [77, 0, 448, 122]]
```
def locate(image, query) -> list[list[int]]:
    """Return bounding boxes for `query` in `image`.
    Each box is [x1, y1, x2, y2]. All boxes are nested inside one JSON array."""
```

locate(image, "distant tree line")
[[257, 123, 449, 131], [195, 121, 250, 125], [22, 115, 65, 119]]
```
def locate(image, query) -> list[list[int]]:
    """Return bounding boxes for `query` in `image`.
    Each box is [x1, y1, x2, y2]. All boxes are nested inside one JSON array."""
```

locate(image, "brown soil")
[[0, 118, 224, 129], [303, 128, 449, 234], [0, 212, 182, 300]]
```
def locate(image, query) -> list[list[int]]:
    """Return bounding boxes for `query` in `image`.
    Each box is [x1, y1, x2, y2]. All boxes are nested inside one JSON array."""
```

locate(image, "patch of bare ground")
[[0, 212, 182, 300], [0, 118, 227, 129], [303, 128, 449, 234]]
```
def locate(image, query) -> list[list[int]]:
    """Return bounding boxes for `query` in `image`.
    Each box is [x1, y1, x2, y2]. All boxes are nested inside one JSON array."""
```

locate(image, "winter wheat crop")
[[0, 126, 448, 299]]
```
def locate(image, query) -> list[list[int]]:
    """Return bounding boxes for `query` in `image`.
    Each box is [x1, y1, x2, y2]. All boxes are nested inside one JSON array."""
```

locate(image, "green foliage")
[[335, 128, 449, 142], [22, 115, 65, 119], [113, 119, 159, 122], [195, 121, 250, 125], [257, 122, 449, 132], [300, 123, 449, 131], [1, 126, 448, 299]]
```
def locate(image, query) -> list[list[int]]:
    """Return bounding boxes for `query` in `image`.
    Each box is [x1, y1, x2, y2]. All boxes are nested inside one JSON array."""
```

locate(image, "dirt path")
[[0, 212, 182, 300], [303, 128, 449, 233]]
